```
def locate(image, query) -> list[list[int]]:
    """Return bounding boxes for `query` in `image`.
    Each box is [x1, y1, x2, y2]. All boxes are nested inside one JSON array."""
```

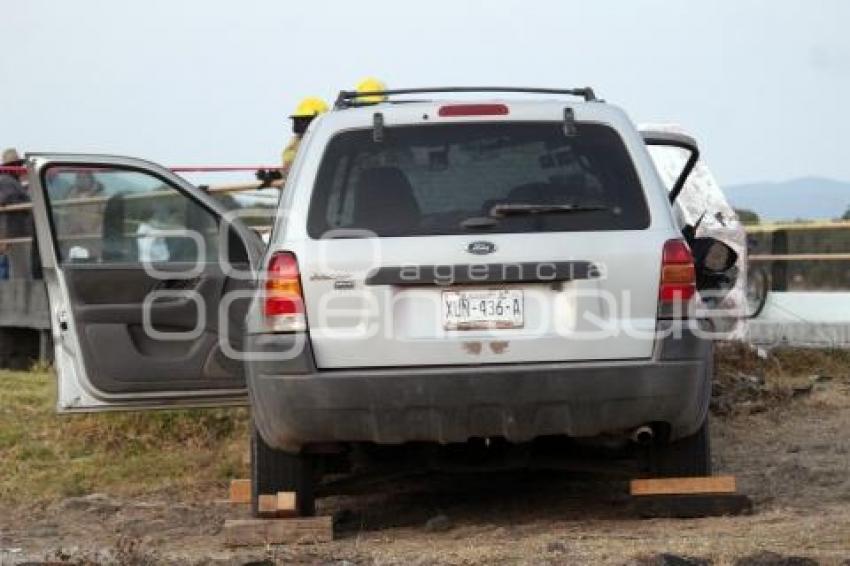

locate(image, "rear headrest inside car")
[[352, 167, 421, 235]]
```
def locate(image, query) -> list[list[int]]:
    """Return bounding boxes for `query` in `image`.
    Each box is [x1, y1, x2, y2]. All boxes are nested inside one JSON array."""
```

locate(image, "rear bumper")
[[246, 325, 712, 452]]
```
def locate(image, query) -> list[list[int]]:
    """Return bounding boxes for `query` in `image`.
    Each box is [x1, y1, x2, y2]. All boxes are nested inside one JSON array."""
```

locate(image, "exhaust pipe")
[[631, 425, 655, 446]]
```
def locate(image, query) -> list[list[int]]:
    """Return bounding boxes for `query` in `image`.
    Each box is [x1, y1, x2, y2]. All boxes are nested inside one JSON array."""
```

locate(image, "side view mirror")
[[690, 237, 738, 273]]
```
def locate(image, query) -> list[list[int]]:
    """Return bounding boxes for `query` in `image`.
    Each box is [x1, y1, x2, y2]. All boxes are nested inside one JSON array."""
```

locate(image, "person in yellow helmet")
[[355, 77, 388, 104], [281, 97, 328, 175], [257, 97, 328, 186]]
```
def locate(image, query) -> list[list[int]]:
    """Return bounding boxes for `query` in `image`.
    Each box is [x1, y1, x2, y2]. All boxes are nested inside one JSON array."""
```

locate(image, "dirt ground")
[[1, 345, 849, 565]]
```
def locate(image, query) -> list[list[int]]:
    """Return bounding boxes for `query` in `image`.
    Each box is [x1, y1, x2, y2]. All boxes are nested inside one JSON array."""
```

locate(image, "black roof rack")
[[334, 86, 599, 109]]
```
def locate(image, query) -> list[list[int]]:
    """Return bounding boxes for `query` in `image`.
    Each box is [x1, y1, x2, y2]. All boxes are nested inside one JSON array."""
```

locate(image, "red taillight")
[[659, 239, 696, 308], [438, 104, 509, 117], [264, 252, 305, 326], [662, 239, 694, 264]]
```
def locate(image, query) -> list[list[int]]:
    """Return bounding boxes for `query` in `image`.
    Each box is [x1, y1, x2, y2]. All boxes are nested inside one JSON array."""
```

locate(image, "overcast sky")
[[2, 0, 849, 185]]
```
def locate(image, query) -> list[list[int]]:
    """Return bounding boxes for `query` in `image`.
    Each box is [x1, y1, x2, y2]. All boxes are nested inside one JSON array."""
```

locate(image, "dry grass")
[[715, 341, 850, 380], [712, 342, 850, 414], [0, 369, 249, 503]]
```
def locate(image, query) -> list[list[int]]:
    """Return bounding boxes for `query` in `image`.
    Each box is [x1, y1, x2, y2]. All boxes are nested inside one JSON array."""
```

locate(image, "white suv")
[[28, 87, 737, 516]]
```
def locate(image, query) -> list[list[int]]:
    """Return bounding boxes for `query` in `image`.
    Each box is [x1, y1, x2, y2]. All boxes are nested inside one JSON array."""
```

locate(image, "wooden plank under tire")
[[629, 475, 752, 518], [224, 517, 333, 546], [229, 479, 252, 504], [631, 493, 753, 518], [256, 492, 297, 518], [630, 475, 736, 496]]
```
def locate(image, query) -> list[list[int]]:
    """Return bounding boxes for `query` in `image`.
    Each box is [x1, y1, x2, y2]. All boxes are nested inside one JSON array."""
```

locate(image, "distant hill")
[[724, 177, 850, 221]]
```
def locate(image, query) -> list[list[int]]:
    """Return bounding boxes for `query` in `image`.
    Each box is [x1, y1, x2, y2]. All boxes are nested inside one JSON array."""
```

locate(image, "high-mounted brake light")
[[659, 239, 696, 318], [264, 251, 306, 331], [438, 104, 509, 117]]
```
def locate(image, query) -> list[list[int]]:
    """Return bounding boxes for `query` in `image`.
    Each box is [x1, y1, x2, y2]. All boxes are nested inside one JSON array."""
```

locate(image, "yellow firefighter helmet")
[[355, 77, 388, 104], [290, 97, 329, 118]]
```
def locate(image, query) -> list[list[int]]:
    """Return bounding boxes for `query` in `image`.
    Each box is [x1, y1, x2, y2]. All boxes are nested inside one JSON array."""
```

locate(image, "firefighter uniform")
[[282, 97, 329, 174]]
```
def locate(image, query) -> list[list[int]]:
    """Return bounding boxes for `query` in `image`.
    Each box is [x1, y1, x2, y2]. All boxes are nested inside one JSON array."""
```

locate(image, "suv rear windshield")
[[307, 122, 649, 238]]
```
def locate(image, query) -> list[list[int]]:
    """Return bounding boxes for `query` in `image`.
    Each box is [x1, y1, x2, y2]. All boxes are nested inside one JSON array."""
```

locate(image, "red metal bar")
[[0, 165, 282, 175]]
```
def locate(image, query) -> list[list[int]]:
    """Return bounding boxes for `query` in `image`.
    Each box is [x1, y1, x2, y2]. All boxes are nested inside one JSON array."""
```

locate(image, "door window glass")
[[43, 166, 221, 264]]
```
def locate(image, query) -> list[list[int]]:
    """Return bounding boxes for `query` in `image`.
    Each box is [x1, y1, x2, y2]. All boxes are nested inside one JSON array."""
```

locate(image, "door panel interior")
[[63, 263, 251, 393]]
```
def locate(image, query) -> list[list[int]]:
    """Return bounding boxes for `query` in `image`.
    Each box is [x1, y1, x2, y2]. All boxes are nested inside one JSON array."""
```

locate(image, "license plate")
[[442, 289, 524, 330]]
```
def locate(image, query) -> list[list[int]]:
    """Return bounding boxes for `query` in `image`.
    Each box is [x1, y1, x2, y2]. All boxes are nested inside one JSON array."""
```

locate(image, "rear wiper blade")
[[489, 203, 608, 217], [460, 216, 499, 230]]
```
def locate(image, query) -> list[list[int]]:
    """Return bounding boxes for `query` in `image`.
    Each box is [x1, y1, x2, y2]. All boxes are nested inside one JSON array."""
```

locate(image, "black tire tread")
[[250, 427, 316, 516], [651, 419, 712, 477]]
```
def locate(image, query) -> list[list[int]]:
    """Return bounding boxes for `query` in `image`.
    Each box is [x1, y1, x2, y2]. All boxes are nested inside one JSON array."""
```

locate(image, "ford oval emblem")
[[466, 241, 497, 255]]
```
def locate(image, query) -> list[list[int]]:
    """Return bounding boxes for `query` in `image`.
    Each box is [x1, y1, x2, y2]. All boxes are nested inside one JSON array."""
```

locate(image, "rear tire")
[[251, 426, 316, 516], [651, 419, 712, 477]]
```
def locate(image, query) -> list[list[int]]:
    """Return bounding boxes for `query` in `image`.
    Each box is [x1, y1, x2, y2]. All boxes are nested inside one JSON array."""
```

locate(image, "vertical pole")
[[771, 229, 788, 291]]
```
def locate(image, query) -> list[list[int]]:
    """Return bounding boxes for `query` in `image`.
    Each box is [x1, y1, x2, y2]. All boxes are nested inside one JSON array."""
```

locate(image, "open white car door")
[[28, 154, 266, 411], [641, 125, 748, 329]]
